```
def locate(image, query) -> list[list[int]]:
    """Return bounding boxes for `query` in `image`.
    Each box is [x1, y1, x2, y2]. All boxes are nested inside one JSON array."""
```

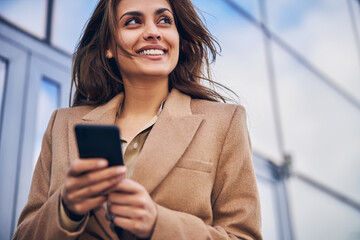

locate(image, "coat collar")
[[82, 93, 124, 123]]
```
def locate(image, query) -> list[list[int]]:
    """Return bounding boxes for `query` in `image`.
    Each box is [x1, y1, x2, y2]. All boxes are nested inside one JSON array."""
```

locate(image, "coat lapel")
[[131, 89, 204, 195], [68, 94, 124, 165]]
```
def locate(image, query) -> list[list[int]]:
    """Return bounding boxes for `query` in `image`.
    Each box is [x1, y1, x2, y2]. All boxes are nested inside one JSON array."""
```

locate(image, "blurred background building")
[[0, 0, 359, 239]]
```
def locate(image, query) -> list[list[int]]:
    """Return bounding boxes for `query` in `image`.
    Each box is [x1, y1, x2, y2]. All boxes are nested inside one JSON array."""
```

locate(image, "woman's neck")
[[120, 76, 169, 119]]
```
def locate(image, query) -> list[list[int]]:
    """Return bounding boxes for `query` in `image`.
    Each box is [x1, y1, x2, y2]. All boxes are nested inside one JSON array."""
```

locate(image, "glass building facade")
[[0, 0, 359, 239]]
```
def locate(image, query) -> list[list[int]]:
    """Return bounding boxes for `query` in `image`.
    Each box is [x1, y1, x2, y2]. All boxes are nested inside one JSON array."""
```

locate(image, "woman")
[[13, 0, 262, 239]]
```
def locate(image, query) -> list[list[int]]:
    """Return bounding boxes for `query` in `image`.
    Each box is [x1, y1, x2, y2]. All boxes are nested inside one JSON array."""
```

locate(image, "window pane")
[[288, 177, 360, 239], [32, 77, 60, 170], [273, 43, 360, 203], [0, 58, 6, 124], [193, 0, 282, 162], [51, 0, 99, 53], [267, 0, 360, 102], [257, 179, 279, 240], [193, 0, 260, 22], [0, 0, 47, 38]]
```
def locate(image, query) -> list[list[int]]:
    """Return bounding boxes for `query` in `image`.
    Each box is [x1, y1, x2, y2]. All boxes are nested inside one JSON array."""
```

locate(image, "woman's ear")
[[106, 49, 113, 58]]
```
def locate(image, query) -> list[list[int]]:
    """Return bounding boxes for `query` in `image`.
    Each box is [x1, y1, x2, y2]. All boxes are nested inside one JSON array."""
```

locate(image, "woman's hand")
[[62, 158, 126, 217], [108, 178, 158, 238]]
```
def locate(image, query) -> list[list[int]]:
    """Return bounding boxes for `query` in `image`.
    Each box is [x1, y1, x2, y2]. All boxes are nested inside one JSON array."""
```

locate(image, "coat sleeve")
[[150, 106, 262, 240], [12, 110, 89, 240]]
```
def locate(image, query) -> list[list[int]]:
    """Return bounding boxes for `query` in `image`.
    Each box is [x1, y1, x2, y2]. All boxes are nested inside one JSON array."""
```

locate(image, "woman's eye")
[[125, 18, 141, 26], [159, 17, 172, 24]]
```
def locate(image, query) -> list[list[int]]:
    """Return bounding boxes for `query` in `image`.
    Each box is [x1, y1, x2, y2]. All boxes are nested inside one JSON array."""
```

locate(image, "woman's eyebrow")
[[119, 8, 173, 21], [155, 8, 173, 15], [119, 11, 143, 21]]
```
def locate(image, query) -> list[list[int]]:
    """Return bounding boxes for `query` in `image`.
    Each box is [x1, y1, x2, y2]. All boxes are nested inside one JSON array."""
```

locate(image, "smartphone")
[[75, 124, 124, 167]]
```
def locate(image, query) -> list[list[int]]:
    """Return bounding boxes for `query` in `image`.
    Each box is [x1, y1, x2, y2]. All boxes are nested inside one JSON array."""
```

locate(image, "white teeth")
[[138, 49, 165, 55]]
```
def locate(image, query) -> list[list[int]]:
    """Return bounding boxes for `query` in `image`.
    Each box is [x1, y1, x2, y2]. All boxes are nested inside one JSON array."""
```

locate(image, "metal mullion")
[[0, 57, 9, 141], [45, 0, 54, 44], [347, 0, 360, 74], [9, 52, 32, 238], [294, 172, 360, 212], [258, 0, 294, 239], [222, 0, 260, 27], [258, 9, 286, 162], [275, 179, 294, 240]]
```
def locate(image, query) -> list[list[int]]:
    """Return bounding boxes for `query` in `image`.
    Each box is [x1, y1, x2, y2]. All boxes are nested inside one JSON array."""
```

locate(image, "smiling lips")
[[138, 49, 165, 55], [136, 45, 167, 56]]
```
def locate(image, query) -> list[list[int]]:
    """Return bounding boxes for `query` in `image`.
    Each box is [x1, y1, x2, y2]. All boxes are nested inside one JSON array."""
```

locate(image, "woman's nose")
[[143, 23, 161, 40]]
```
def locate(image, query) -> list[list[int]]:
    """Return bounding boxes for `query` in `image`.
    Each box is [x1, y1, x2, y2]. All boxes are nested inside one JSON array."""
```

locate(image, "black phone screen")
[[75, 124, 124, 167]]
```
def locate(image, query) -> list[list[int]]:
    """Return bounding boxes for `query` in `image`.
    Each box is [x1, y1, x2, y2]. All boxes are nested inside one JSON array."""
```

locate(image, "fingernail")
[[98, 160, 108, 167], [116, 167, 125, 174]]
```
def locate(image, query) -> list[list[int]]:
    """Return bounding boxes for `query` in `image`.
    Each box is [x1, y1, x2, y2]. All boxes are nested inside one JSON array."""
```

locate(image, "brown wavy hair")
[[70, 0, 235, 107]]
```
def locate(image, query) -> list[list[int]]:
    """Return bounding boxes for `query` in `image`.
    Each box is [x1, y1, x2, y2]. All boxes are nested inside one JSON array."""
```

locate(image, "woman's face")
[[114, 0, 179, 81]]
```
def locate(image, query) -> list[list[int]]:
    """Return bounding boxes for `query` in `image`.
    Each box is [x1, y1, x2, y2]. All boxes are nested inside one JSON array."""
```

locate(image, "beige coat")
[[13, 89, 262, 240]]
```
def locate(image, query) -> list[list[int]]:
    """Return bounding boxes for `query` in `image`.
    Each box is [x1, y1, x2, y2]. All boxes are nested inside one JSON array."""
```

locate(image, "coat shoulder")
[[55, 105, 95, 120], [190, 99, 246, 122], [47, 106, 95, 132]]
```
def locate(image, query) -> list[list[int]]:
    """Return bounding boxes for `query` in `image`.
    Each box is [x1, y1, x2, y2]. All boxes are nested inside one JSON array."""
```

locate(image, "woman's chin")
[[129, 68, 174, 80]]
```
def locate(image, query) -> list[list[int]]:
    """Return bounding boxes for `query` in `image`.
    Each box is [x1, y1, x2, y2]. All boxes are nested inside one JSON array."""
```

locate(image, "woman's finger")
[[67, 175, 125, 201], [111, 178, 144, 194], [110, 204, 145, 219], [108, 192, 147, 207], [68, 158, 108, 176], [64, 195, 107, 216], [66, 165, 126, 191]]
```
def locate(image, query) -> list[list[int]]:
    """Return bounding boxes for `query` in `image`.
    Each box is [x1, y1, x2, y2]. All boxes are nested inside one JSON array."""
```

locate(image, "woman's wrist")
[[61, 198, 85, 221]]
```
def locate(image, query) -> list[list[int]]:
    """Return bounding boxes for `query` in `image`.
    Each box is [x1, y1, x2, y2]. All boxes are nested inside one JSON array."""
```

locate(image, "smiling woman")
[[112, 0, 180, 88], [12, 0, 262, 239]]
